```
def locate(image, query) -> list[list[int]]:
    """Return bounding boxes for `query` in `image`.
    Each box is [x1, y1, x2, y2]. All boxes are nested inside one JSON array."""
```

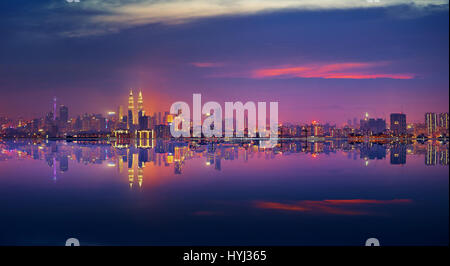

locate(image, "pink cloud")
[[254, 198, 412, 216], [251, 62, 414, 80]]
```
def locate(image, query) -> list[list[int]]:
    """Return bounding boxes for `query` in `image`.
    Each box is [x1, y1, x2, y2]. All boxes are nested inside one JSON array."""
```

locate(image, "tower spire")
[[128, 89, 135, 129], [53, 97, 57, 121], [138, 90, 144, 113], [128, 89, 134, 110]]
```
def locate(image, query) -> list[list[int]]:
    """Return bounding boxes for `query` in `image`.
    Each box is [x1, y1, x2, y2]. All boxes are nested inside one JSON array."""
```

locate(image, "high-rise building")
[[138, 90, 144, 114], [425, 112, 438, 136], [139, 115, 148, 130], [390, 113, 406, 135], [58, 105, 69, 132], [59, 105, 68, 123], [118, 105, 123, 121], [360, 118, 386, 135], [53, 97, 57, 121], [439, 112, 449, 130], [128, 89, 134, 129]]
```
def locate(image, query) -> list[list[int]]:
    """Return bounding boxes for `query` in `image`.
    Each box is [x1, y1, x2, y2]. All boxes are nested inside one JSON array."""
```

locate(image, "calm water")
[[0, 139, 448, 246]]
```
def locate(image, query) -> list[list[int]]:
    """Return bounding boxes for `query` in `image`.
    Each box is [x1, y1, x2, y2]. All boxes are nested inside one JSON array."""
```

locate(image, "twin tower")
[[128, 89, 145, 129]]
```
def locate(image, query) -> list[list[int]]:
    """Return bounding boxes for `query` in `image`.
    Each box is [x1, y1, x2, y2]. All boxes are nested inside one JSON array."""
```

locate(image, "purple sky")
[[0, 0, 448, 125]]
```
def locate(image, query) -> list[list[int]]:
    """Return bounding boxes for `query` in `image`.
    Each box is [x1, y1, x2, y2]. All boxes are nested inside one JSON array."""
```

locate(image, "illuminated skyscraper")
[[439, 112, 449, 130], [53, 97, 57, 121], [118, 105, 123, 121], [128, 89, 134, 129], [59, 105, 68, 124], [425, 112, 438, 136], [390, 113, 406, 135], [137, 90, 148, 130], [138, 90, 144, 114]]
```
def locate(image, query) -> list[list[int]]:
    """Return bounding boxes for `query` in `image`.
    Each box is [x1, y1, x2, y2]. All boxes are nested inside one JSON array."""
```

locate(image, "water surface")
[[0, 139, 448, 246]]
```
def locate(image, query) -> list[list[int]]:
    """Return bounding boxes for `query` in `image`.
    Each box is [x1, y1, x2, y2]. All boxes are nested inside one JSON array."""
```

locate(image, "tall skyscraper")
[[137, 90, 149, 130], [59, 105, 68, 123], [138, 90, 144, 114], [425, 112, 438, 136], [390, 113, 406, 135], [53, 97, 57, 121], [128, 89, 134, 129], [118, 105, 123, 121], [439, 112, 449, 130], [58, 105, 69, 131]]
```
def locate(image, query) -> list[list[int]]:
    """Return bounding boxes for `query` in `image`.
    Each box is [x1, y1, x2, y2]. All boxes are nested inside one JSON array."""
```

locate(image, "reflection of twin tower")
[[128, 89, 145, 129], [117, 150, 144, 188]]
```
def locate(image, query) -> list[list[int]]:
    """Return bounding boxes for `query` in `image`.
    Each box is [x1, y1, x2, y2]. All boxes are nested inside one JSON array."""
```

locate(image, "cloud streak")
[[55, 0, 448, 36], [251, 62, 415, 80]]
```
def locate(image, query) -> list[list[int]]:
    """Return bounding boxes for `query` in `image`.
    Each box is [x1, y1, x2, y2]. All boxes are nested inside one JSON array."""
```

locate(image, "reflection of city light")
[[311, 153, 318, 158], [107, 162, 116, 167], [365, 161, 369, 166]]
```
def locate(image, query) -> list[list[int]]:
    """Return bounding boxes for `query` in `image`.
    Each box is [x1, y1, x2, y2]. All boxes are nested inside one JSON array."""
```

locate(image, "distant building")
[[128, 90, 134, 129], [360, 118, 386, 135], [425, 113, 438, 136], [138, 114, 149, 130], [390, 113, 406, 135], [439, 112, 449, 132], [413, 123, 427, 136], [59, 105, 68, 124]]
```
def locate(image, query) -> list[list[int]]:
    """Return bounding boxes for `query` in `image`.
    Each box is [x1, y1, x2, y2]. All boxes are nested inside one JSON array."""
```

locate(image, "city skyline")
[[1, 92, 449, 125], [0, 0, 448, 249]]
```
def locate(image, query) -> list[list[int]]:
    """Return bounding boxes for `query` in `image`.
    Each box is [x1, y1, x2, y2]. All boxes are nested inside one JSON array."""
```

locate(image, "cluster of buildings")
[[278, 112, 448, 139], [0, 90, 174, 139], [112, 90, 173, 140], [0, 92, 448, 140]]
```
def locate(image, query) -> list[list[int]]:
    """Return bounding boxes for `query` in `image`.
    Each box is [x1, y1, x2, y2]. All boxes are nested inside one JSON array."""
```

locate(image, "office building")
[[390, 113, 406, 135]]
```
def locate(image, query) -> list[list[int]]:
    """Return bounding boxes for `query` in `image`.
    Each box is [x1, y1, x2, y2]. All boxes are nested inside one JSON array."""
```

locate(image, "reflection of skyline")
[[0, 140, 448, 245], [1, 140, 448, 186]]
